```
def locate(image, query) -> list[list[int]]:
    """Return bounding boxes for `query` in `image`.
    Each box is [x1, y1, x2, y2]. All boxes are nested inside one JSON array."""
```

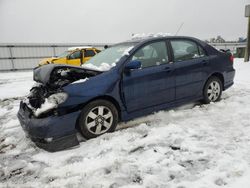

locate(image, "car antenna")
[[175, 22, 184, 36]]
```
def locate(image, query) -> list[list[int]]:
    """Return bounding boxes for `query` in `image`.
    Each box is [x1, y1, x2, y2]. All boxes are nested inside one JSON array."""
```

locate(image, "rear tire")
[[78, 100, 118, 139], [202, 76, 222, 104]]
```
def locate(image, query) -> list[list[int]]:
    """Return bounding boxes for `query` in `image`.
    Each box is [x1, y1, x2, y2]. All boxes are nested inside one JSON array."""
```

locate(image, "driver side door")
[[67, 50, 82, 66], [122, 41, 175, 112]]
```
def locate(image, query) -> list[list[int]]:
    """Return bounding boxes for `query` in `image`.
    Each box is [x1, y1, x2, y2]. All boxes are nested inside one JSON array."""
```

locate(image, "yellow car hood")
[[39, 57, 58, 66]]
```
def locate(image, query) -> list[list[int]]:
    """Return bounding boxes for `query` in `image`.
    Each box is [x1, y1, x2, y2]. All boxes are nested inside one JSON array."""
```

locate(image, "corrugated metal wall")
[[0, 42, 246, 71], [0, 43, 106, 70]]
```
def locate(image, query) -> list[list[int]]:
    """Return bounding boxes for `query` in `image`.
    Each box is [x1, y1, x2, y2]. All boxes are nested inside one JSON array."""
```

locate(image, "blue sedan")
[[17, 36, 235, 151]]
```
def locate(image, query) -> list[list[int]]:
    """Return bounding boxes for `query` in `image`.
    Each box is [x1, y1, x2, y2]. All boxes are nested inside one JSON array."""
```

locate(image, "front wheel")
[[78, 100, 118, 139], [203, 76, 222, 104]]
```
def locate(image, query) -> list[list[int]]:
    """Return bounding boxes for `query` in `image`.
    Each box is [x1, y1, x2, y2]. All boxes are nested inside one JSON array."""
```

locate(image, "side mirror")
[[125, 60, 141, 70]]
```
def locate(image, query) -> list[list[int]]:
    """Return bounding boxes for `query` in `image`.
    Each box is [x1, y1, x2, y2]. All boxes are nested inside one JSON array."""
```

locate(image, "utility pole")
[[244, 5, 250, 62]]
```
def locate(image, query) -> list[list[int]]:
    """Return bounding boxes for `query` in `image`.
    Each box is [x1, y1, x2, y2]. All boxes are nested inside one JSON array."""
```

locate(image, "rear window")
[[68, 51, 81, 59]]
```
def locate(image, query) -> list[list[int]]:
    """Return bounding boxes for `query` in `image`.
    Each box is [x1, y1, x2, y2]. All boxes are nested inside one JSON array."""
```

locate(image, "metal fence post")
[[8, 45, 15, 70], [52, 45, 56, 57]]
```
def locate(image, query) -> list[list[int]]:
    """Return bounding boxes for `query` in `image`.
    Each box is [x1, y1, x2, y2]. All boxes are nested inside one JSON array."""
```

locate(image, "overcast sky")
[[0, 0, 249, 43]]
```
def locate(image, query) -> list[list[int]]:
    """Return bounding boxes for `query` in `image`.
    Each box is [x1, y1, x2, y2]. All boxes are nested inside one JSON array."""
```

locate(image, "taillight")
[[229, 55, 234, 63]]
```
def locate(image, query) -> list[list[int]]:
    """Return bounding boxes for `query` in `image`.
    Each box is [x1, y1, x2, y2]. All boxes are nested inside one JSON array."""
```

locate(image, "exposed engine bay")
[[25, 64, 102, 116], [33, 64, 101, 88]]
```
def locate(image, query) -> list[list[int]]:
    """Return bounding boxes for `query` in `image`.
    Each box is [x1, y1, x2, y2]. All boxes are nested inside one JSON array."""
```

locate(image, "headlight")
[[34, 92, 68, 117], [48, 92, 68, 105]]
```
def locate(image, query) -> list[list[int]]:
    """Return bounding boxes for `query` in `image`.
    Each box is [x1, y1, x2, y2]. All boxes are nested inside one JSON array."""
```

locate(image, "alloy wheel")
[[85, 106, 113, 135], [207, 81, 221, 102]]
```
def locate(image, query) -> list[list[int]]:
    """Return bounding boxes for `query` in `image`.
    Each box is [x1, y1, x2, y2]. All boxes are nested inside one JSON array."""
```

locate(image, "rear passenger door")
[[169, 39, 209, 101]]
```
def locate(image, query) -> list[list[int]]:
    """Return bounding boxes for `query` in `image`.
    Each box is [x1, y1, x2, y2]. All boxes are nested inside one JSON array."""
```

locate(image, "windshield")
[[82, 43, 137, 71], [57, 51, 70, 58]]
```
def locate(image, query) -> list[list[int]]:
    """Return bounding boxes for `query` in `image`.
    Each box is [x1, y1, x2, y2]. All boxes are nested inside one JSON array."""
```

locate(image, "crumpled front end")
[[17, 101, 80, 152], [17, 79, 81, 152], [17, 64, 101, 151]]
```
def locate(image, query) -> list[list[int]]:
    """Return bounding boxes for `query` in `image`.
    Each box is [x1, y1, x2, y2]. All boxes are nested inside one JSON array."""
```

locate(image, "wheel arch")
[[75, 95, 121, 130], [204, 72, 225, 90], [201, 72, 224, 104]]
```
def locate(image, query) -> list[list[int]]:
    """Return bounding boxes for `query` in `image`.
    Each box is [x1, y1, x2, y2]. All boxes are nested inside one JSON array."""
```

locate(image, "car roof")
[[129, 36, 202, 43], [68, 46, 94, 51], [117, 36, 206, 47]]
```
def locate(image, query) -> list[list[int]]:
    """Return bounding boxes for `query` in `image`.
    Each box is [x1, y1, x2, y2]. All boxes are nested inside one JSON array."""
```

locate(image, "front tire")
[[78, 100, 118, 139], [203, 76, 222, 104]]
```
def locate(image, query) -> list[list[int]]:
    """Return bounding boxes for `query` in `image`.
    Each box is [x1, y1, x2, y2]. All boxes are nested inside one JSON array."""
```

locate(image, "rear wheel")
[[78, 100, 118, 139], [203, 76, 222, 104]]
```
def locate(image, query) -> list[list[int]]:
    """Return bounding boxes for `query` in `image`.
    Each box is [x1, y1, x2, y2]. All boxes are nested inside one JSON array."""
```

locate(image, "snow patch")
[[82, 63, 115, 72], [132, 32, 172, 40], [71, 78, 89, 84], [32, 82, 43, 88], [0, 71, 34, 100], [122, 46, 134, 56], [34, 93, 68, 117], [67, 46, 93, 51], [0, 59, 250, 187], [60, 69, 70, 77]]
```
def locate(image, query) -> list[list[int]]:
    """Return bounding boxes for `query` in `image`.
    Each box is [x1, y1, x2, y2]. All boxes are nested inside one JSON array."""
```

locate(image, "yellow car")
[[39, 47, 101, 66]]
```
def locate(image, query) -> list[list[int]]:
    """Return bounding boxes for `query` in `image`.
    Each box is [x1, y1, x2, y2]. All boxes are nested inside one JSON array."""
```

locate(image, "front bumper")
[[17, 101, 81, 152]]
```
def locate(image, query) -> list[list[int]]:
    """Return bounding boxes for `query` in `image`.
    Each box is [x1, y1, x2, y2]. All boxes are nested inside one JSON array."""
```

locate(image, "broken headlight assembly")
[[34, 92, 68, 117]]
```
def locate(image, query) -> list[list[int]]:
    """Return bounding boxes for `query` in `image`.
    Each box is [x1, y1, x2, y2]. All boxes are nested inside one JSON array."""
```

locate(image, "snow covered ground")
[[0, 59, 250, 188]]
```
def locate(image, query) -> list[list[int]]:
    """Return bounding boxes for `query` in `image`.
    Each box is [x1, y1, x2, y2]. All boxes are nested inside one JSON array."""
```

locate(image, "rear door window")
[[170, 40, 205, 62]]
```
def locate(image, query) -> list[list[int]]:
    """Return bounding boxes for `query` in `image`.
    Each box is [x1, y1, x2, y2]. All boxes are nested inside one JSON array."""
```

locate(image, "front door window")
[[68, 51, 81, 59], [131, 41, 169, 68], [67, 51, 82, 66]]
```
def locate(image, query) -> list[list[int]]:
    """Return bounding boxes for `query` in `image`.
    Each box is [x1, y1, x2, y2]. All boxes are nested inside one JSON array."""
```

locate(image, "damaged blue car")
[[17, 36, 235, 151]]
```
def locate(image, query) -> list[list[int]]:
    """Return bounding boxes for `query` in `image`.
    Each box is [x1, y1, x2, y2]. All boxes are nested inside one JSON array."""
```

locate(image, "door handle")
[[164, 67, 172, 72]]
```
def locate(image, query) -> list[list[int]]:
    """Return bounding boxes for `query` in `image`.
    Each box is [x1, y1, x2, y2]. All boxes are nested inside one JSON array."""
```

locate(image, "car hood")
[[33, 64, 102, 88], [39, 57, 58, 65]]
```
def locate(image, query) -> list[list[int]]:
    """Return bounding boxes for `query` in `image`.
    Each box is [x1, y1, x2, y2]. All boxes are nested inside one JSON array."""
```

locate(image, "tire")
[[78, 100, 118, 139], [203, 76, 223, 104]]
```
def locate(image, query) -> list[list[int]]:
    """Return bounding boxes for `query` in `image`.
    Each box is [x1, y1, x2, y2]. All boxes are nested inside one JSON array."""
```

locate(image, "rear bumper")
[[17, 101, 81, 152]]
